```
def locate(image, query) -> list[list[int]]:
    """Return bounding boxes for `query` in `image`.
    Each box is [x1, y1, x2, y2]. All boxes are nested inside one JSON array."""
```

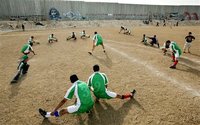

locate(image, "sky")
[[74, 0, 200, 5]]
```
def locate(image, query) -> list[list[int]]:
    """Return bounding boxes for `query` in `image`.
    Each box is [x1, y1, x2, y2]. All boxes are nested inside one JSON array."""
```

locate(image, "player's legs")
[[183, 42, 189, 53], [101, 43, 106, 53], [187, 43, 191, 53], [170, 51, 180, 69]]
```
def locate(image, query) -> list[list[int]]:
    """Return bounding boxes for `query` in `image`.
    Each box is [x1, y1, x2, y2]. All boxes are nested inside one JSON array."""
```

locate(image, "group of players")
[[141, 31, 195, 69], [10, 26, 195, 121]]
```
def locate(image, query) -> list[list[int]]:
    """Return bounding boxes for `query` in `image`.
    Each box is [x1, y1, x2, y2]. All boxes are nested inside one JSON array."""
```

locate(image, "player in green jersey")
[[88, 65, 136, 102], [39, 74, 94, 118], [88, 32, 105, 55], [165, 40, 182, 69]]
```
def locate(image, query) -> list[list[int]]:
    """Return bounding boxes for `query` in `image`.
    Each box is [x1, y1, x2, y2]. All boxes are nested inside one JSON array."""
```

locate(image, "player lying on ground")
[[11, 55, 29, 83], [48, 34, 58, 43], [165, 40, 182, 69], [88, 32, 105, 55], [39, 74, 94, 118], [87, 64, 136, 102], [66, 32, 77, 41], [80, 30, 90, 39]]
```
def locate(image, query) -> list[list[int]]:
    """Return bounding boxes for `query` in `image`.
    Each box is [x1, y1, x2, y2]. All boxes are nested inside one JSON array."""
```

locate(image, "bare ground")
[[0, 22, 200, 125]]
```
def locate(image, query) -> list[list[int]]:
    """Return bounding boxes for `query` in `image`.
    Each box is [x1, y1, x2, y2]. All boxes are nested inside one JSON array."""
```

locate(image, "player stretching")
[[39, 74, 94, 118], [87, 64, 136, 102], [165, 40, 182, 69], [88, 32, 105, 55], [48, 34, 58, 43]]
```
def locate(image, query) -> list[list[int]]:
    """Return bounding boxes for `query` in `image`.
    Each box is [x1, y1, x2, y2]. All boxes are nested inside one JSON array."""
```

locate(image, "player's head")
[[143, 34, 146, 37], [189, 32, 192, 35], [83, 30, 85, 32], [154, 35, 156, 38], [93, 64, 100, 72], [94, 31, 97, 34], [31, 36, 34, 39], [165, 40, 171, 48], [72, 32, 75, 34], [51, 34, 54, 36], [70, 74, 79, 83]]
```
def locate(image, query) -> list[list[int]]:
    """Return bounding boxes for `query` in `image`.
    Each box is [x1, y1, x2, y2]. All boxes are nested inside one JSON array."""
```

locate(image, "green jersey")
[[64, 80, 94, 113], [170, 41, 182, 55], [93, 34, 103, 46], [88, 72, 113, 99], [21, 44, 33, 53]]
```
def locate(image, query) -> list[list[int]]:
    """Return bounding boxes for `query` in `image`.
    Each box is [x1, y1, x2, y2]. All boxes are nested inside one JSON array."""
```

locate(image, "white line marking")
[[106, 44, 200, 97]]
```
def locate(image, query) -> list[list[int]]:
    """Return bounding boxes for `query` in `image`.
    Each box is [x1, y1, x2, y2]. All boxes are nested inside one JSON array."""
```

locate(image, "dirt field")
[[0, 21, 200, 125]]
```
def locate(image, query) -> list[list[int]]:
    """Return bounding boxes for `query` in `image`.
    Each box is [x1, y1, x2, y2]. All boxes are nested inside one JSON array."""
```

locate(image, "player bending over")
[[165, 40, 182, 69], [88, 32, 105, 55], [80, 30, 90, 39], [21, 42, 36, 55], [87, 64, 136, 102], [147, 35, 160, 48]]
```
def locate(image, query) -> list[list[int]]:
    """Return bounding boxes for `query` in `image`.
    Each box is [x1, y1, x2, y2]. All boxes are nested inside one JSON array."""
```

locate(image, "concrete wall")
[[0, 0, 199, 20]]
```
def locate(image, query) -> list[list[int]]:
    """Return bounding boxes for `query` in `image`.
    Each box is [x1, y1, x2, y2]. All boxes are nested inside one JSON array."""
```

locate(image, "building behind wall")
[[0, 0, 199, 21]]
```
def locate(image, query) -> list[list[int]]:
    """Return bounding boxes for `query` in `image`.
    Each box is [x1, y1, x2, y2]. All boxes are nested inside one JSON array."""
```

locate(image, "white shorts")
[[106, 89, 117, 98], [174, 50, 180, 60], [184, 42, 192, 49], [67, 105, 80, 113]]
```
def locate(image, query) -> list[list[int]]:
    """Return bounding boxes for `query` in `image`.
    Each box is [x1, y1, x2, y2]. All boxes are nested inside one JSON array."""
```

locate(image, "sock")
[[54, 111, 60, 117], [172, 54, 175, 61], [173, 60, 178, 66], [121, 94, 132, 99], [45, 112, 52, 117]]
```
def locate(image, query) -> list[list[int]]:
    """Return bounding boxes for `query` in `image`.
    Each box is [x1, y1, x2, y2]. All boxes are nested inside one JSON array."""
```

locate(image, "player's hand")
[[173, 50, 176, 54]]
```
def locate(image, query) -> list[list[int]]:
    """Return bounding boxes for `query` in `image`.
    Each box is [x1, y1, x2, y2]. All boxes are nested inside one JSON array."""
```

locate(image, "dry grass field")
[[0, 22, 200, 125]]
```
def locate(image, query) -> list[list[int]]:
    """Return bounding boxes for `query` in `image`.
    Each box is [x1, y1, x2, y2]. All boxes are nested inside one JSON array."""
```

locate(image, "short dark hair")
[[93, 64, 100, 72], [189, 32, 192, 34], [94, 32, 97, 34], [165, 40, 171, 48], [70, 74, 79, 83]]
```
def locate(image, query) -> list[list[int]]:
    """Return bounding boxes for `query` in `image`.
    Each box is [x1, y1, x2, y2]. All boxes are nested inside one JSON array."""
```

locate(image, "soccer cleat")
[[39, 108, 47, 118], [10, 80, 17, 84], [130, 89, 136, 99], [170, 66, 176, 69], [88, 52, 92, 55]]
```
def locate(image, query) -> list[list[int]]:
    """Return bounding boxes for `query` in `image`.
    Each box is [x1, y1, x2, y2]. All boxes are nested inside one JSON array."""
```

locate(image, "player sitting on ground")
[[11, 55, 30, 83], [39, 74, 94, 118], [87, 64, 136, 102], [80, 30, 90, 39], [124, 28, 131, 35], [141, 34, 148, 45], [21, 42, 36, 55], [165, 40, 182, 69], [48, 34, 58, 43], [27, 36, 40, 45], [66, 32, 77, 41], [147, 35, 160, 48]]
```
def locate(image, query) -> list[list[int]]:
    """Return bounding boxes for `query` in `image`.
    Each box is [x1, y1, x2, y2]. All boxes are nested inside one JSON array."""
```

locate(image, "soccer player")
[[22, 24, 25, 31], [11, 55, 29, 83], [88, 32, 105, 55], [27, 36, 40, 45], [147, 35, 160, 48], [165, 40, 182, 69], [141, 34, 148, 45], [21, 42, 36, 55], [124, 28, 131, 35], [183, 32, 195, 53], [48, 34, 58, 43], [119, 26, 126, 33], [87, 64, 136, 102], [80, 30, 90, 39], [66, 32, 77, 41], [39, 74, 94, 118]]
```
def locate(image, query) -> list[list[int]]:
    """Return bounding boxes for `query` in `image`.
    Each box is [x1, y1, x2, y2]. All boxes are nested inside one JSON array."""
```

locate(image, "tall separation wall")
[[0, 0, 199, 20]]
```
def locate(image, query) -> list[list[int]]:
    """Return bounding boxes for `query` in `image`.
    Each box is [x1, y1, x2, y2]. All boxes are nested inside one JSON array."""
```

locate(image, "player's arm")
[[102, 73, 108, 88], [171, 45, 176, 53], [51, 98, 67, 115]]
